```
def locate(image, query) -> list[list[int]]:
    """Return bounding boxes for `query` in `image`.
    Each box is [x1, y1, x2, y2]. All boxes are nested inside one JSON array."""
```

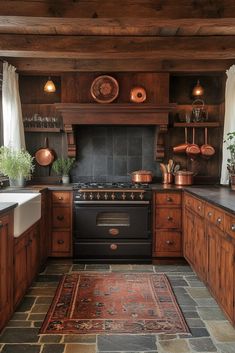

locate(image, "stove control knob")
[[122, 192, 126, 200], [89, 192, 93, 200], [104, 192, 108, 200], [130, 192, 135, 200], [139, 193, 144, 200], [111, 193, 115, 200], [96, 192, 100, 200], [83, 193, 87, 200]]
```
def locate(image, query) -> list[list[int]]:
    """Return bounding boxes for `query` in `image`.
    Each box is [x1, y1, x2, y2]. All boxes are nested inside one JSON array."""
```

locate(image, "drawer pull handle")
[[166, 240, 174, 245], [166, 197, 172, 202], [0, 221, 3, 228], [110, 243, 118, 250], [109, 228, 119, 236], [217, 217, 222, 224], [198, 206, 201, 211], [231, 224, 235, 231], [57, 215, 64, 221], [208, 212, 212, 217], [57, 239, 64, 244], [167, 216, 173, 221], [58, 196, 63, 200]]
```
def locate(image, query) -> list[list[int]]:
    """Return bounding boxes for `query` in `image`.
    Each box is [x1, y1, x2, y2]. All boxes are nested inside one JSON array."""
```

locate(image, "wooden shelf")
[[174, 122, 220, 128], [24, 127, 62, 133]]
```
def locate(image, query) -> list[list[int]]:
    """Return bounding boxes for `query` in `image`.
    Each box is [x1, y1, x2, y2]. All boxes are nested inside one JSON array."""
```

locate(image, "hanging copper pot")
[[200, 127, 215, 159], [186, 127, 200, 159], [173, 127, 190, 153], [35, 137, 55, 166]]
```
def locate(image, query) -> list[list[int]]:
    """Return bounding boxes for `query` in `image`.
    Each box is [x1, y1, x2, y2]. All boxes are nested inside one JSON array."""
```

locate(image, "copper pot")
[[174, 171, 194, 185], [35, 137, 55, 166], [200, 127, 215, 159], [186, 127, 200, 159], [173, 127, 190, 153], [131, 170, 153, 183]]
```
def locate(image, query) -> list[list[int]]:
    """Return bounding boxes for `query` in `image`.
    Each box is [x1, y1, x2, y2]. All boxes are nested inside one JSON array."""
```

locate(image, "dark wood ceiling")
[[0, 0, 235, 73]]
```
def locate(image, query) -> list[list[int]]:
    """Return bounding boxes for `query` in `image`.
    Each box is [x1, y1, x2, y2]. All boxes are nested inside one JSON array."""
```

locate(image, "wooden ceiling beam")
[[2, 16, 235, 36], [0, 0, 233, 19], [1, 34, 235, 60], [7, 58, 234, 73]]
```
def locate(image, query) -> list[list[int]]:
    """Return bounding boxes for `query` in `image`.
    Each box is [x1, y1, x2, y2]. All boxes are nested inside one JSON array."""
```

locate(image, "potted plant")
[[52, 157, 75, 184], [224, 131, 235, 190], [0, 146, 34, 187]]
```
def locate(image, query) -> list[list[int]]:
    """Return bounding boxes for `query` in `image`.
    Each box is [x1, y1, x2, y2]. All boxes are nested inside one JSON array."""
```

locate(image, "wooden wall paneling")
[[19, 76, 61, 104]]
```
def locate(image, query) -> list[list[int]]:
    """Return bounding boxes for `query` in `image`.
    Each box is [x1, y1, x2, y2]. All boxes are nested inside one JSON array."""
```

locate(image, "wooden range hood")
[[55, 102, 176, 160]]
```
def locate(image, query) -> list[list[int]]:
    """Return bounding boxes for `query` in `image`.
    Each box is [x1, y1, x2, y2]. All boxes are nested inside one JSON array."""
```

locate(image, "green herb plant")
[[0, 146, 34, 180], [52, 157, 75, 176], [224, 131, 235, 174]]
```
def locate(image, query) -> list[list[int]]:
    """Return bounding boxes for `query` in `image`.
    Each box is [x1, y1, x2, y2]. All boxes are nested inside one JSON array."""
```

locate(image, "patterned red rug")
[[40, 272, 189, 334]]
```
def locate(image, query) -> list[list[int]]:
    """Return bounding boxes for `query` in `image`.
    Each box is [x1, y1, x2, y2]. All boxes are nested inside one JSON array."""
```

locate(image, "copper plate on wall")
[[130, 86, 147, 103], [90, 75, 119, 103]]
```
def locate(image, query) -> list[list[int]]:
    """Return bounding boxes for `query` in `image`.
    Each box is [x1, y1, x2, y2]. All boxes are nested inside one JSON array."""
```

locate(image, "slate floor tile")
[[36, 275, 62, 282], [63, 335, 96, 343], [190, 327, 210, 337], [197, 307, 226, 321], [183, 311, 200, 318], [189, 337, 217, 352], [6, 321, 31, 327], [39, 335, 62, 343], [1, 344, 41, 353], [16, 297, 36, 312], [71, 264, 85, 271], [97, 334, 157, 351], [64, 344, 96, 353], [216, 343, 235, 353], [41, 344, 65, 353], [0, 328, 39, 343], [206, 321, 235, 342], [186, 318, 205, 328], [85, 264, 110, 271], [158, 338, 191, 353]]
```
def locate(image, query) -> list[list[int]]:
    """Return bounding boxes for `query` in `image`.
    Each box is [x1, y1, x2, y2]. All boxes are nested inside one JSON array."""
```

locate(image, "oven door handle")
[[74, 200, 150, 205]]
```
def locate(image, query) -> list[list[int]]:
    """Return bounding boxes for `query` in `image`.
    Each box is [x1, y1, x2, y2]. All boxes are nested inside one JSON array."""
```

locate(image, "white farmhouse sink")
[[0, 193, 41, 237]]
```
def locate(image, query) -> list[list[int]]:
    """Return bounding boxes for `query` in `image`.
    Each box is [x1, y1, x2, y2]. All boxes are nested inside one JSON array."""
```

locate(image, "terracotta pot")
[[131, 170, 153, 183], [174, 171, 194, 185]]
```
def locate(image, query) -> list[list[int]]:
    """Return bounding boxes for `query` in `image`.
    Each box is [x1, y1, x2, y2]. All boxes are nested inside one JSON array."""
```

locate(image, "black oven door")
[[74, 204, 151, 240]]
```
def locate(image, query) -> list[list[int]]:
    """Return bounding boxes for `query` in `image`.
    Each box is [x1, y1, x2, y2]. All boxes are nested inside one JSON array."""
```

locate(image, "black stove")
[[73, 182, 151, 203]]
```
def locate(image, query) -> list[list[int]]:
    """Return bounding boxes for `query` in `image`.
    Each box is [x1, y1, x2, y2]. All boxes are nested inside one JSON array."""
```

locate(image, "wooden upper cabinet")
[[0, 211, 14, 332]]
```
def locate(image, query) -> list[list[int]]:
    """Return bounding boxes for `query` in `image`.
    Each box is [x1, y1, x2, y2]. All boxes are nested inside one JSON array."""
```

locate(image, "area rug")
[[40, 272, 189, 334]]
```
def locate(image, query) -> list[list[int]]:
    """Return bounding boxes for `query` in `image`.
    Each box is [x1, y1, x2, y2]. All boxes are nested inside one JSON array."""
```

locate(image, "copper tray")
[[90, 75, 119, 103]]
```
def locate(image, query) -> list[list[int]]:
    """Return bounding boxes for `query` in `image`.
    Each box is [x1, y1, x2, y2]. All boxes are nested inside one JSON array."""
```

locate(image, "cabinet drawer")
[[155, 192, 181, 206], [52, 231, 71, 253], [205, 203, 224, 231], [224, 213, 235, 239], [155, 208, 181, 229], [52, 191, 71, 204], [155, 230, 182, 253], [52, 207, 71, 228], [184, 194, 204, 217]]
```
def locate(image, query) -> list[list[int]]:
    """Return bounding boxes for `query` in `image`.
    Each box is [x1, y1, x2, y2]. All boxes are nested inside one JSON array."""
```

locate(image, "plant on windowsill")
[[52, 157, 75, 184], [0, 146, 34, 187], [224, 131, 235, 190]]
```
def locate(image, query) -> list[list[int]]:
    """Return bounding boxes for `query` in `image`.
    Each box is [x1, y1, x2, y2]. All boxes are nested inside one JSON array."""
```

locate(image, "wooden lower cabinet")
[[153, 191, 182, 257], [0, 211, 14, 332], [14, 222, 40, 308], [39, 189, 48, 266], [184, 192, 235, 324]]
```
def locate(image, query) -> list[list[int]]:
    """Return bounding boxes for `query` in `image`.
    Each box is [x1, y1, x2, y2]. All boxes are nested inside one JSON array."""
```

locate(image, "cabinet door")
[[207, 223, 220, 298], [183, 208, 195, 264], [14, 233, 28, 308], [27, 224, 40, 286], [0, 213, 13, 331], [39, 190, 48, 265], [219, 235, 234, 321], [194, 215, 207, 281]]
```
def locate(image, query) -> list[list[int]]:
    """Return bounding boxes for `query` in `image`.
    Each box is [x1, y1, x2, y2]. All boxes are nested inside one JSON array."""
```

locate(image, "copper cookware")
[[35, 137, 55, 166], [131, 170, 153, 183], [174, 171, 194, 185], [173, 127, 189, 153], [186, 128, 200, 159], [200, 127, 215, 159]]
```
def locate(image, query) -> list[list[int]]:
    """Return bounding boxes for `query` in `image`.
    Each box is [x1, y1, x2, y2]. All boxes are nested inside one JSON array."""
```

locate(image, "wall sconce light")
[[192, 80, 204, 97], [44, 76, 56, 93]]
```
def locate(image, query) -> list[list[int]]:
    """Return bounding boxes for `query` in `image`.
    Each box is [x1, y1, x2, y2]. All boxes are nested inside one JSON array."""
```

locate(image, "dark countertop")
[[0, 202, 17, 216]]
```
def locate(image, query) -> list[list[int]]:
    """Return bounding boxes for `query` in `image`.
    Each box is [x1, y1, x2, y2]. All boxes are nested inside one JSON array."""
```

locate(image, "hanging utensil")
[[186, 127, 200, 159], [173, 127, 190, 153], [35, 137, 55, 166], [200, 127, 215, 159]]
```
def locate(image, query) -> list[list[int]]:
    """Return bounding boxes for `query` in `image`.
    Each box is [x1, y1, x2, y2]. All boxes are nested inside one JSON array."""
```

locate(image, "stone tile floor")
[[0, 260, 235, 353]]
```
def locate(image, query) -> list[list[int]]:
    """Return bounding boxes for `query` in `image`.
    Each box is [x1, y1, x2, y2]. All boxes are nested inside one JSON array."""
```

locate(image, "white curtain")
[[220, 65, 235, 185], [2, 62, 25, 149]]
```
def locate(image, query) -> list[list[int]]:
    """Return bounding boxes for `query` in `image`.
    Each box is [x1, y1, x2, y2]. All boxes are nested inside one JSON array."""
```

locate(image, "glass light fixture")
[[192, 80, 204, 97], [44, 76, 56, 93]]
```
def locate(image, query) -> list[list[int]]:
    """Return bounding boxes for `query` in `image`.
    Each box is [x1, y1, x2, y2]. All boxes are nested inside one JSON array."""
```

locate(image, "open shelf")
[[174, 122, 220, 128], [24, 127, 62, 133]]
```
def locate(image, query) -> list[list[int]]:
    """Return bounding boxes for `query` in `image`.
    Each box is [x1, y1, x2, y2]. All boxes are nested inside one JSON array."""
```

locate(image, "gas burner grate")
[[72, 182, 150, 190]]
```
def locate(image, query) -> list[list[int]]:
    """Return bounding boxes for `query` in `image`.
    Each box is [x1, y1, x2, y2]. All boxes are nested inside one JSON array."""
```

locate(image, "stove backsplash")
[[71, 126, 160, 183]]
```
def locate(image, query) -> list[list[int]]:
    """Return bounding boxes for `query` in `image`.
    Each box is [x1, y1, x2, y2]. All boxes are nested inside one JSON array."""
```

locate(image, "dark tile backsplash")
[[71, 126, 160, 182]]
